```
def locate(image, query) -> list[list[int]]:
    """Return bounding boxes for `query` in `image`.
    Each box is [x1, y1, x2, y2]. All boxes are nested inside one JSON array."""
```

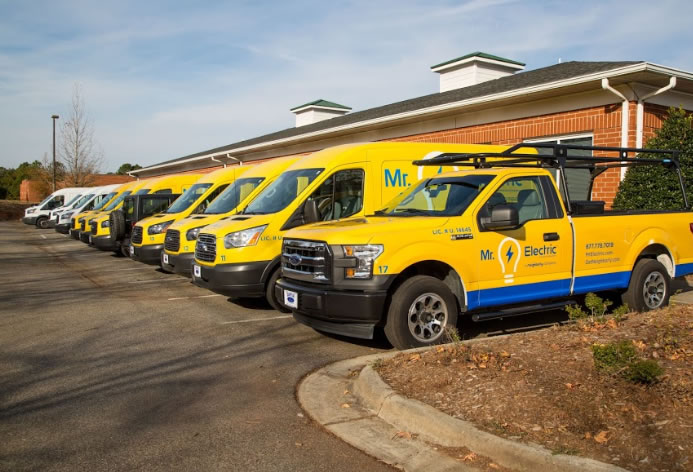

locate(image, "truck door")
[[473, 175, 572, 310]]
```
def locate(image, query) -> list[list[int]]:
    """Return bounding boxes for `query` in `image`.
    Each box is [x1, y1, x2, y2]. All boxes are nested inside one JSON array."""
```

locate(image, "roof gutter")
[[636, 77, 676, 147], [136, 62, 690, 175]]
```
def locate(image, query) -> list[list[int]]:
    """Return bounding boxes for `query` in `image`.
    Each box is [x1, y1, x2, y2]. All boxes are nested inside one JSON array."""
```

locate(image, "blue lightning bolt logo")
[[505, 245, 514, 263]]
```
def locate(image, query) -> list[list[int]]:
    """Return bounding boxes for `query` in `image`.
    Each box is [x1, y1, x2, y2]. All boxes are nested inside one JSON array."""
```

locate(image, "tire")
[[384, 275, 459, 350], [35, 217, 48, 229], [266, 268, 291, 313], [110, 210, 126, 241], [622, 259, 671, 312]]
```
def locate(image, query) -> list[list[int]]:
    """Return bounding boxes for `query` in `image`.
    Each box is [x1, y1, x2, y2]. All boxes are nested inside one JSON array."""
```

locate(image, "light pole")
[[51, 114, 59, 192]]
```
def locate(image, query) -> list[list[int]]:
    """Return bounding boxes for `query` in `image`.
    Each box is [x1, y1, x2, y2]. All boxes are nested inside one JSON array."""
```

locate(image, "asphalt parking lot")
[[0, 221, 573, 471]]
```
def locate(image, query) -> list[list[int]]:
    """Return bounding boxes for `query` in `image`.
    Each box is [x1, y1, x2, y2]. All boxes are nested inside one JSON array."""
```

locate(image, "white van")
[[22, 187, 88, 228], [54, 185, 121, 234]]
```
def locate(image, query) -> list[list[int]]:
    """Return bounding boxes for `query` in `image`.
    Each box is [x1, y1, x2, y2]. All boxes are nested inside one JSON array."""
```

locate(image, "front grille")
[[282, 239, 330, 283], [90, 221, 97, 235], [79, 218, 86, 231], [195, 234, 216, 262], [131, 226, 143, 244], [165, 229, 180, 252]]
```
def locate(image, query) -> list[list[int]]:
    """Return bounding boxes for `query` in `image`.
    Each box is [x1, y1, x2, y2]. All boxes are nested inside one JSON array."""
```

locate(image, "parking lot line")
[[167, 294, 223, 301], [220, 315, 292, 324], [127, 278, 189, 284]]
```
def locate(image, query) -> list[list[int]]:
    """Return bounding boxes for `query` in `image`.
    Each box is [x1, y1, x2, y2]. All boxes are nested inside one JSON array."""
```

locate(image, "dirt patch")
[[0, 200, 33, 221], [376, 306, 692, 471]]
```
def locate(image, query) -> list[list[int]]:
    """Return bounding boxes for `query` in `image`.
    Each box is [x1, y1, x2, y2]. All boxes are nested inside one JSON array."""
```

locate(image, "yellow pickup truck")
[[277, 143, 693, 349]]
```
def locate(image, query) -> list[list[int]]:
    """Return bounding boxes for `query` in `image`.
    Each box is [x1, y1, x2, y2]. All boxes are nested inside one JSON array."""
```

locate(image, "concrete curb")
[[299, 338, 630, 472]]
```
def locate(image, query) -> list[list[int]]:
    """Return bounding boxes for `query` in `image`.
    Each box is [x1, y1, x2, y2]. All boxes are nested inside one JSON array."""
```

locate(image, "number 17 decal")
[[378, 265, 389, 274]]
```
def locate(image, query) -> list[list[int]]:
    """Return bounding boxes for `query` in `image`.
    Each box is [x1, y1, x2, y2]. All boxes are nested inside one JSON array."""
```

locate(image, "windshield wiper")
[[392, 208, 432, 216]]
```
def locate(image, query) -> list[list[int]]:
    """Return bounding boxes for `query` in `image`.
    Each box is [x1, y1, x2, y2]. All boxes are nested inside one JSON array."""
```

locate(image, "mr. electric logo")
[[480, 238, 557, 283]]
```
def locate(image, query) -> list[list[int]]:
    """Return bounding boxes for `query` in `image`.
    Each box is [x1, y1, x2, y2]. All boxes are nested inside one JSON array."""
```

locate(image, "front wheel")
[[384, 275, 458, 350], [36, 217, 48, 229], [266, 268, 291, 313], [622, 259, 671, 312]]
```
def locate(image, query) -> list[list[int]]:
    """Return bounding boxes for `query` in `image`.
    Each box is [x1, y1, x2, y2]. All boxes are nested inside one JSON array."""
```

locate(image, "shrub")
[[623, 360, 664, 384], [592, 340, 637, 371]]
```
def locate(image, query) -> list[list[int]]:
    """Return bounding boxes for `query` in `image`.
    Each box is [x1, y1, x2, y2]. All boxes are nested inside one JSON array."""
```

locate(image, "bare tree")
[[59, 84, 102, 186]]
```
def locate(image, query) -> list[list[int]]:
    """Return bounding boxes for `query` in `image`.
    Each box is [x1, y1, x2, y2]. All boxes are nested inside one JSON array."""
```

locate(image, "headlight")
[[26, 208, 35, 214], [149, 220, 175, 235], [186, 226, 204, 241], [101, 220, 110, 228], [343, 244, 384, 279], [62, 211, 74, 220], [223, 225, 267, 249]]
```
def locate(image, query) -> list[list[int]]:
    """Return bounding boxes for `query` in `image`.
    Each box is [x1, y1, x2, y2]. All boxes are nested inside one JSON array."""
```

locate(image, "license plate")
[[193, 264, 201, 278], [283, 289, 298, 309], [163, 253, 169, 264], [129, 246, 134, 256]]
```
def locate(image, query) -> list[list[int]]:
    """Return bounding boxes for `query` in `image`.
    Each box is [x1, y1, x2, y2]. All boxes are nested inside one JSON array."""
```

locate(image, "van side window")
[[46, 196, 64, 210], [155, 189, 172, 194], [306, 169, 364, 220], [480, 177, 548, 225]]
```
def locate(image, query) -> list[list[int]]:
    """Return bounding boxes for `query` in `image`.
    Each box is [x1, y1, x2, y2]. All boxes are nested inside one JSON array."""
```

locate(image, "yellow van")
[[162, 156, 301, 275], [129, 166, 254, 264], [76, 180, 142, 242], [89, 174, 201, 251], [190, 142, 510, 310]]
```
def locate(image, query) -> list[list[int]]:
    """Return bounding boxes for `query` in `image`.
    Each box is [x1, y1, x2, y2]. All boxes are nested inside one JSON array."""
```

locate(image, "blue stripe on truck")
[[572, 271, 631, 294], [675, 263, 693, 277], [468, 279, 570, 310]]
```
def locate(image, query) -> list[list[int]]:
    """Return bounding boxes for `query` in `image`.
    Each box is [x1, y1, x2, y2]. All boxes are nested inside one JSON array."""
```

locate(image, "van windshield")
[[242, 169, 323, 215], [103, 191, 132, 211], [63, 194, 83, 208], [166, 183, 213, 214], [93, 192, 117, 210], [205, 177, 264, 214], [74, 194, 95, 207], [379, 175, 494, 217]]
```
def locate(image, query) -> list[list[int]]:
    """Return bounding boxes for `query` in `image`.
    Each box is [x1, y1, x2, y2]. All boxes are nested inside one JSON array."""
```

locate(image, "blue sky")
[[1, 0, 692, 172]]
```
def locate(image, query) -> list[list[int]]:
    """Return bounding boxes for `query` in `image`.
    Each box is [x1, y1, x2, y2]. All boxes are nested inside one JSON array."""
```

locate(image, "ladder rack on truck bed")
[[413, 143, 689, 212]]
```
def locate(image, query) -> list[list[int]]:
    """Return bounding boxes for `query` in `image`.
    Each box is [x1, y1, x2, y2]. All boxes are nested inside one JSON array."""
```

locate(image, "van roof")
[[194, 166, 249, 185], [287, 142, 529, 171], [241, 155, 303, 177], [144, 173, 202, 190]]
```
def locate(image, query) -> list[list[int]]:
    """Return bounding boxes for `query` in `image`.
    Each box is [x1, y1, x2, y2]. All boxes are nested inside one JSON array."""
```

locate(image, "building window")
[[524, 135, 593, 202]]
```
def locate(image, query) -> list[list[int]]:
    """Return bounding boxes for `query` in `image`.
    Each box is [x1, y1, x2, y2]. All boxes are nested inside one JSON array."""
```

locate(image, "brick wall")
[[387, 102, 683, 207], [19, 174, 136, 202]]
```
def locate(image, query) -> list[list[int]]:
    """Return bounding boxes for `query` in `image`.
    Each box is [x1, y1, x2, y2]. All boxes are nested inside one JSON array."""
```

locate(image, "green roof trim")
[[431, 52, 525, 70], [290, 99, 352, 112]]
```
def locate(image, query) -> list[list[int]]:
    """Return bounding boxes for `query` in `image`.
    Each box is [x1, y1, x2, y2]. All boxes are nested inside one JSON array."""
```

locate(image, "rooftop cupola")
[[430, 52, 525, 93], [291, 99, 351, 127]]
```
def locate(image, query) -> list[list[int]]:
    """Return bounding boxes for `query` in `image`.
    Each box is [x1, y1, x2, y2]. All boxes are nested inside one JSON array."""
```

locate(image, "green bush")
[[623, 360, 664, 384], [613, 107, 693, 210], [592, 340, 637, 371]]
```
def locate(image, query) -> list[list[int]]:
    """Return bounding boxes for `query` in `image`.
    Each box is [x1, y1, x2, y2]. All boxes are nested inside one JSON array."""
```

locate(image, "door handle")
[[543, 232, 560, 241]]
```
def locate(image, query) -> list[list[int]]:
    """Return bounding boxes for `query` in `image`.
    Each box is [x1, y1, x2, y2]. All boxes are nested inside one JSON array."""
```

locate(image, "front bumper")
[[131, 244, 164, 265], [79, 231, 91, 243], [191, 260, 270, 298], [22, 216, 37, 225], [55, 222, 71, 234], [69, 228, 80, 240], [91, 234, 118, 251], [161, 252, 195, 276], [275, 277, 392, 340]]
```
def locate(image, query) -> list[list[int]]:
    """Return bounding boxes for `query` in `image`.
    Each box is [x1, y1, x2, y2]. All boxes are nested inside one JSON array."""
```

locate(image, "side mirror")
[[304, 199, 320, 224], [483, 204, 519, 230]]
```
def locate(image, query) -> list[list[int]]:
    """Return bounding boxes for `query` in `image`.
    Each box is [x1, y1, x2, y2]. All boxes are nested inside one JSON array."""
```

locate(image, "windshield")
[[135, 188, 150, 195], [74, 194, 95, 207], [38, 194, 54, 206], [165, 183, 213, 214], [379, 175, 495, 217], [205, 177, 264, 214], [93, 192, 117, 210], [243, 169, 323, 215], [63, 194, 82, 208], [103, 191, 132, 211]]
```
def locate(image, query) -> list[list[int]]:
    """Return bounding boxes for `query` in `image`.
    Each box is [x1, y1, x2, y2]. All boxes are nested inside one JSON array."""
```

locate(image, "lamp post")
[[51, 114, 59, 192]]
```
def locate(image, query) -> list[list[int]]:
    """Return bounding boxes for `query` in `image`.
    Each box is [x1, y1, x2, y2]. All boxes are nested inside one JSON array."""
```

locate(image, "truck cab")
[[277, 143, 693, 349], [162, 156, 301, 276]]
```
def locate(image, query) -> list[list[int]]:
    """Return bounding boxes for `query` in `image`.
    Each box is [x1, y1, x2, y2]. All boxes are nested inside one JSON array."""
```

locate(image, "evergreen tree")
[[613, 107, 693, 210]]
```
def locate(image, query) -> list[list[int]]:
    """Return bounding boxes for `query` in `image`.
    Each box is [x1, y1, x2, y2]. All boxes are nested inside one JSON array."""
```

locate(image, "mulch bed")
[[376, 306, 692, 471], [0, 200, 33, 221]]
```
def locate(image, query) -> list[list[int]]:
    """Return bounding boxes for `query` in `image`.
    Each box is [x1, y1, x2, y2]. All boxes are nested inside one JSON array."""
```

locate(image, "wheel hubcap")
[[643, 271, 666, 309], [407, 292, 448, 343]]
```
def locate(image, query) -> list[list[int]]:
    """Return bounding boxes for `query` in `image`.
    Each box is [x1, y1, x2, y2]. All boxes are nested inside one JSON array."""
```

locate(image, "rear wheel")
[[35, 216, 48, 229], [384, 275, 458, 350], [622, 259, 670, 312], [266, 268, 291, 313]]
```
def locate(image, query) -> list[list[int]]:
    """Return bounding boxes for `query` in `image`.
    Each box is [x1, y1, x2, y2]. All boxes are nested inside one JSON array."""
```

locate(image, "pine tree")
[[612, 107, 693, 210]]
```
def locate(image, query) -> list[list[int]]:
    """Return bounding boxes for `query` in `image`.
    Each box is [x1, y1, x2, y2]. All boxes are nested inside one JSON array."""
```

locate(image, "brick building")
[[19, 174, 135, 202], [132, 53, 693, 206]]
